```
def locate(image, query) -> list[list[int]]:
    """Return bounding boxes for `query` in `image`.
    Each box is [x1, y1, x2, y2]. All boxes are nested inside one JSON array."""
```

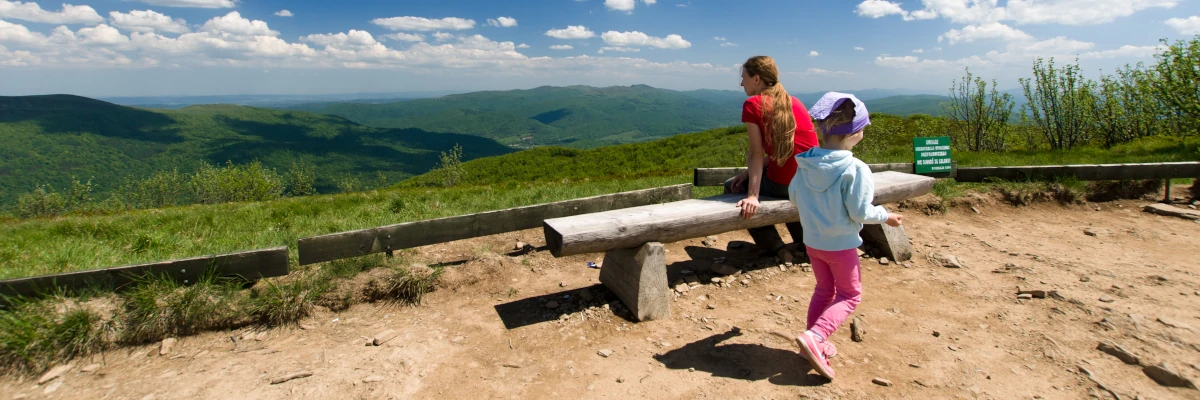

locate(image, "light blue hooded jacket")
[[787, 147, 889, 252]]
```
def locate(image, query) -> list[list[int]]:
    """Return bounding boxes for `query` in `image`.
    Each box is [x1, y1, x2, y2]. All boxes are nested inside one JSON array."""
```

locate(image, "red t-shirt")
[[741, 95, 819, 185]]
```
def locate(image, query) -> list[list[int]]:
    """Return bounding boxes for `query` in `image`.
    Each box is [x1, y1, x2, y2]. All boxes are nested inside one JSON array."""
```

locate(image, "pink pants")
[[805, 246, 863, 341]]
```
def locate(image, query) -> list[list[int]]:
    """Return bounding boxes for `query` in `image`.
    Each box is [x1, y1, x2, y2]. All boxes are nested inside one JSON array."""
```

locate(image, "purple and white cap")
[[808, 92, 870, 135]]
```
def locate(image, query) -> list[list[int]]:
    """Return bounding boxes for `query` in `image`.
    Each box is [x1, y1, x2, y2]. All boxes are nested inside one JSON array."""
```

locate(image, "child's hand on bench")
[[886, 213, 903, 227]]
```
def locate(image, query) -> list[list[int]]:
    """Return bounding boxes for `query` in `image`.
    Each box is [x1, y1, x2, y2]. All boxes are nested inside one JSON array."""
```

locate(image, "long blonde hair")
[[743, 55, 796, 166]]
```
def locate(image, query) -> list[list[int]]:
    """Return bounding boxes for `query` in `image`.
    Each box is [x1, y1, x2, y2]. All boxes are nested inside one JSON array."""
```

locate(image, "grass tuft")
[[118, 270, 248, 344], [0, 296, 109, 374]]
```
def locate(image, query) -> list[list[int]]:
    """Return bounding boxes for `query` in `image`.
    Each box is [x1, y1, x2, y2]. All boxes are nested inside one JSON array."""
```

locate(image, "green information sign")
[[913, 136, 953, 174]]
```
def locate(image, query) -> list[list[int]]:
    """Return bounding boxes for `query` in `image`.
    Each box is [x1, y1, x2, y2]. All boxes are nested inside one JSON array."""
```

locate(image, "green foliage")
[[0, 95, 514, 209], [434, 144, 465, 187], [334, 173, 361, 194], [14, 184, 68, 218], [119, 270, 247, 344], [1021, 58, 1095, 150], [286, 160, 317, 197], [0, 297, 108, 374], [190, 160, 285, 204], [122, 169, 187, 209], [1150, 37, 1200, 134], [943, 68, 1014, 151]]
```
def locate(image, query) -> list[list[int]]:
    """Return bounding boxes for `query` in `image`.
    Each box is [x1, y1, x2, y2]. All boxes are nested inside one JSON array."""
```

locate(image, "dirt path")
[[3, 196, 1199, 399]]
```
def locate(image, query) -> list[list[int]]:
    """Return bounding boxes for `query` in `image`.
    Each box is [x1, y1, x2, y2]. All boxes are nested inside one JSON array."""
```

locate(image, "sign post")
[[913, 136, 953, 175]]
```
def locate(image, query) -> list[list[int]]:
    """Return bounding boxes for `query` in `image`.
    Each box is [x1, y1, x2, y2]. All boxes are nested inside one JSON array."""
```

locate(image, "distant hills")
[[99, 90, 465, 110], [294, 85, 949, 149], [0, 95, 513, 207]]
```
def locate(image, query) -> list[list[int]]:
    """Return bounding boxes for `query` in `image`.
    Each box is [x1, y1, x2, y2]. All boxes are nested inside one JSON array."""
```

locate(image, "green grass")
[[0, 296, 108, 373]]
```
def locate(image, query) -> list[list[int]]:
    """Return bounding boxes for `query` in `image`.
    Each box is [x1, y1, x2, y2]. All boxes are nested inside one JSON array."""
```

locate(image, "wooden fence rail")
[[695, 162, 1200, 187], [0, 247, 290, 301], [297, 184, 693, 265]]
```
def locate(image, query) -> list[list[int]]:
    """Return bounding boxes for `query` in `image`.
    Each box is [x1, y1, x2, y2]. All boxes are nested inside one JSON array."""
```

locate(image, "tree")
[[435, 144, 465, 187], [1149, 37, 1200, 136], [1021, 58, 1094, 150], [942, 68, 1015, 152]]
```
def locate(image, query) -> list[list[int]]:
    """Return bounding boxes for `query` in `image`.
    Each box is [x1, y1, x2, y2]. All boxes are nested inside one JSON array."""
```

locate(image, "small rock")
[[1018, 289, 1048, 299], [688, 367, 695, 372], [932, 331, 941, 338], [706, 304, 716, 310], [932, 253, 964, 268], [559, 281, 567, 288], [674, 284, 689, 294], [159, 337, 177, 356], [710, 277, 723, 284], [544, 301, 559, 309], [362, 375, 384, 383], [37, 364, 72, 385], [1099, 295, 1115, 303], [948, 345, 960, 351], [597, 349, 614, 358], [1158, 317, 1195, 331], [81, 364, 101, 373], [696, 295, 708, 302], [42, 381, 62, 394], [971, 206, 981, 214], [909, 363, 920, 368], [872, 377, 893, 387], [616, 376, 626, 383], [683, 275, 701, 287], [851, 317, 867, 342], [1097, 341, 1140, 365], [1017, 294, 1033, 300], [878, 258, 889, 265], [1080, 276, 1091, 282], [270, 371, 313, 385], [514, 241, 527, 251], [702, 235, 718, 247], [1143, 362, 1197, 389], [372, 330, 397, 346], [1084, 228, 1100, 237]]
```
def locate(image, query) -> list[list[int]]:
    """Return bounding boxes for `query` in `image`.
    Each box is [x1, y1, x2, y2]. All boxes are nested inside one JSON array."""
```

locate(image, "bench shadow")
[[493, 284, 630, 329], [653, 328, 829, 387]]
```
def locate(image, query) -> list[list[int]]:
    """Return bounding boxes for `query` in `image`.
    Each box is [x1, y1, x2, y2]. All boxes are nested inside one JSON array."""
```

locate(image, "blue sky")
[[0, 0, 1197, 97]]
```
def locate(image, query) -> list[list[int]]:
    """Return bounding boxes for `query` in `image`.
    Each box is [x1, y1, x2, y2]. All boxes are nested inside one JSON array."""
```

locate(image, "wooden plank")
[[599, 242, 670, 321], [0, 247, 290, 300], [955, 162, 1200, 183], [297, 184, 693, 265], [693, 163, 949, 186], [546, 172, 934, 257]]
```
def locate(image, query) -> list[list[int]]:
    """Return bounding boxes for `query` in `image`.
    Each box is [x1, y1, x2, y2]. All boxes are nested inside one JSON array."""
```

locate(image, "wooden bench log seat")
[[542, 171, 935, 321]]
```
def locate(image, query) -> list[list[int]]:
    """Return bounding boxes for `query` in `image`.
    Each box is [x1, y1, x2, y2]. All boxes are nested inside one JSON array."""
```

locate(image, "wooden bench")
[[542, 171, 935, 321]]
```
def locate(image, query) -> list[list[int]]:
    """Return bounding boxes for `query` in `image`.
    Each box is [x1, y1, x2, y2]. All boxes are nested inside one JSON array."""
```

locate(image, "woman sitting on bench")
[[725, 55, 820, 264]]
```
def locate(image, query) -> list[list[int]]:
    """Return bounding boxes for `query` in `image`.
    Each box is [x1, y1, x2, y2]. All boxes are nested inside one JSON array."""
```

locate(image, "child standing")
[[787, 92, 903, 380]]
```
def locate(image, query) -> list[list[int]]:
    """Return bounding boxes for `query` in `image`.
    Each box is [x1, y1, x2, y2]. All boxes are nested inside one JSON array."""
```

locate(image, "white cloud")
[[856, 0, 906, 18], [382, 32, 424, 42], [1166, 16, 1200, 35], [605, 0, 656, 13], [274, 10, 293, 17], [805, 68, 856, 77], [109, 10, 189, 34], [714, 36, 726, 41], [487, 16, 517, 27], [858, 0, 1178, 25], [875, 36, 1160, 72], [600, 46, 639, 52], [516, 43, 529, 48], [201, 12, 278, 36], [371, 16, 475, 31], [809, 50, 819, 56], [302, 30, 380, 49], [854, 46, 864, 51], [77, 24, 129, 45], [938, 22, 1032, 44], [0, 0, 103, 24], [912, 49, 924, 53], [0, 19, 47, 44], [550, 44, 573, 50], [138, 0, 237, 8], [720, 42, 736, 47], [601, 31, 690, 49], [545, 25, 595, 39], [1080, 44, 1164, 59], [433, 32, 454, 42]]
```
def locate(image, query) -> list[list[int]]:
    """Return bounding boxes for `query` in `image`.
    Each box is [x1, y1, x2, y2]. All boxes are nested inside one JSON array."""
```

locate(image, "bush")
[[287, 160, 318, 197], [13, 184, 68, 218], [434, 144, 465, 187], [124, 169, 188, 209], [190, 161, 285, 204]]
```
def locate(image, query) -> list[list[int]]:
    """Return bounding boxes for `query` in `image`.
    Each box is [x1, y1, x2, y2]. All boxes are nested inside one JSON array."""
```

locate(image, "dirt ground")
[[3, 189, 1200, 400]]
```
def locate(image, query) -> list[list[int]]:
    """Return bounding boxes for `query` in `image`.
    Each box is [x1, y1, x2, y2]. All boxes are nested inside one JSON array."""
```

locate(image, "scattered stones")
[[1096, 341, 1140, 365], [159, 337, 177, 356], [702, 236, 718, 247], [597, 349, 614, 358], [872, 377, 893, 387], [270, 371, 313, 385], [371, 330, 397, 346], [851, 317, 867, 342], [1143, 362, 1198, 389], [544, 301, 560, 309], [81, 364, 101, 373], [362, 375, 384, 383], [932, 253, 964, 268], [710, 277, 723, 284], [37, 364, 72, 385], [1099, 295, 1115, 303]]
